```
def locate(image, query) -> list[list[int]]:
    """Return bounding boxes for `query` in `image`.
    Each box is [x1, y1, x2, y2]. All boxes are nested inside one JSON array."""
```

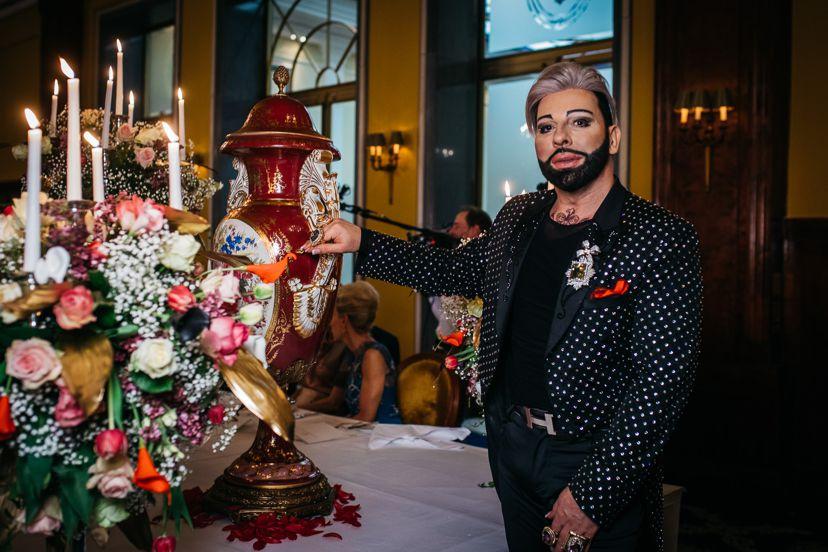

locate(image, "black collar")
[[526, 177, 628, 231]]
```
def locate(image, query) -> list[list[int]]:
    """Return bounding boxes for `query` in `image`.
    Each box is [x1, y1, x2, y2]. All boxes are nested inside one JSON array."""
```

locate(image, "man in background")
[[430, 207, 492, 336]]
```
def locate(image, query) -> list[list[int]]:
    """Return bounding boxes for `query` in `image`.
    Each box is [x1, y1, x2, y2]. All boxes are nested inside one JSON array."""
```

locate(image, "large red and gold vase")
[[204, 67, 341, 519]]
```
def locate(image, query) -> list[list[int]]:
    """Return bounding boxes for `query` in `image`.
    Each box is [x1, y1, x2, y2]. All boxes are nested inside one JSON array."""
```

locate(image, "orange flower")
[[0, 396, 15, 441], [133, 446, 171, 502], [244, 253, 297, 284], [441, 330, 466, 348]]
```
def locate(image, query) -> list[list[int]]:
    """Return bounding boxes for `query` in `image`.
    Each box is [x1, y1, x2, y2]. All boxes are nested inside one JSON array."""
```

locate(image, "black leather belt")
[[509, 406, 590, 442]]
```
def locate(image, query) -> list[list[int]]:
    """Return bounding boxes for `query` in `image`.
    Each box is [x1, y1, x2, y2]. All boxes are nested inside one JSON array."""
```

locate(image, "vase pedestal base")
[[203, 420, 334, 521], [203, 471, 334, 522]]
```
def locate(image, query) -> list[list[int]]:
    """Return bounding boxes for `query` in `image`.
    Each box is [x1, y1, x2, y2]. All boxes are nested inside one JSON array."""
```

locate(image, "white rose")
[[12, 192, 48, 226], [253, 283, 273, 300], [135, 125, 163, 146], [130, 338, 176, 378], [0, 282, 22, 304], [238, 302, 263, 326], [0, 215, 21, 242], [200, 272, 240, 303], [11, 144, 27, 160], [160, 234, 200, 272]]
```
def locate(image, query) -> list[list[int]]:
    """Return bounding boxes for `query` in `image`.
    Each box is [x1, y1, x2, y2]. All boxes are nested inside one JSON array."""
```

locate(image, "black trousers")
[[485, 385, 644, 551]]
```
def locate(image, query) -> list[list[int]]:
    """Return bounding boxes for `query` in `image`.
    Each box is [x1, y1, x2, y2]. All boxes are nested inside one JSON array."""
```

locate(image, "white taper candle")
[[23, 109, 42, 272], [84, 132, 104, 202], [102, 67, 114, 149], [60, 58, 82, 201], [177, 87, 186, 153], [115, 39, 124, 115], [49, 80, 58, 138], [162, 122, 182, 209]]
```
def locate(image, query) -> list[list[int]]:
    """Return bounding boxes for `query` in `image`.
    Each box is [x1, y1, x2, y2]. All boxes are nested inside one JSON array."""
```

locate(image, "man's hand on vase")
[[301, 219, 362, 255], [545, 487, 598, 551]]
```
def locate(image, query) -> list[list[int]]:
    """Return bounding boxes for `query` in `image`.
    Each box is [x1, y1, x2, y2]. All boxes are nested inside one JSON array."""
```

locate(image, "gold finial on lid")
[[273, 66, 290, 95]]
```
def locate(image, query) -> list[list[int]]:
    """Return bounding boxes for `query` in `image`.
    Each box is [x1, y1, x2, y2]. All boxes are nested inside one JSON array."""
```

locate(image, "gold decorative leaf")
[[2, 282, 72, 319], [218, 349, 295, 441], [163, 206, 211, 235], [58, 332, 114, 416]]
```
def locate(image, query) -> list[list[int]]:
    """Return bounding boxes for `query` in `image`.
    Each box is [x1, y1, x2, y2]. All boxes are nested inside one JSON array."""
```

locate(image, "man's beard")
[[538, 133, 611, 193]]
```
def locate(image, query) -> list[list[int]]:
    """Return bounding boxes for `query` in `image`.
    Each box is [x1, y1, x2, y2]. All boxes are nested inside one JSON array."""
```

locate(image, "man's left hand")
[[545, 487, 598, 551]]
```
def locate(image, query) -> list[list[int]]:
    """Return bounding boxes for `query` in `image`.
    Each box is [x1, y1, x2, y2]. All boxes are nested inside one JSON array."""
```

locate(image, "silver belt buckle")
[[523, 407, 557, 436]]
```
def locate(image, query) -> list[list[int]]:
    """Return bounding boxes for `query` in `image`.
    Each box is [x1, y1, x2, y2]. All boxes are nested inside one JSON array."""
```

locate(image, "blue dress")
[[341, 341, 400, 423]]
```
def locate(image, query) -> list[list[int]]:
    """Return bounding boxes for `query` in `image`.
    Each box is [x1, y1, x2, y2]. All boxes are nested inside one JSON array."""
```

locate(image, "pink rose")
[[95, 428, 128, 460], [167, 285, 196, 313], [54, 380, 85, 428], [86, 456, 134, 499], [5, 338, 61, 390], [207, 404, 225, 425], [116, 123, 134, 142], [18, 496, 61, 536], [53, 285, 96, 330], [200, 272, 240, 303], [116, 195, 165, 234], [201, 317, 249, 366], [134, 146, 155, 168], [152, 535, 176, 552]]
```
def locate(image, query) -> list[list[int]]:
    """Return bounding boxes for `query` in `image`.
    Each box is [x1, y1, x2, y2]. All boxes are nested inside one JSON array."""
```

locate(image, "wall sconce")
[[367, 131, 403, 204], [675, 88, 734, 191]]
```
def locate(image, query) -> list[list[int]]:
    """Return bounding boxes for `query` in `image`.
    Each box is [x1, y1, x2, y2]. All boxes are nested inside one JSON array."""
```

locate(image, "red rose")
[[53, 285, 96, 330], [444, 355, 458, 371], [152, 535, 176, 552], [207, 404, 225, 425], [0, 396, 16, 441], [167, 285, 196, 313], [95, 428, 128, 460]]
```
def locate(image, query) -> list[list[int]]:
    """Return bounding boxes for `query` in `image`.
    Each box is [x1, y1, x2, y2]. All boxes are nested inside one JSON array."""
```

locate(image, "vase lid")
[[220, 66, 339, 157]]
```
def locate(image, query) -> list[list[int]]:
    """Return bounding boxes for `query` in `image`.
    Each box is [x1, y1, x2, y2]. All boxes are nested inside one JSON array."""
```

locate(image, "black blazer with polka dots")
[[356, 183, 702, 540]]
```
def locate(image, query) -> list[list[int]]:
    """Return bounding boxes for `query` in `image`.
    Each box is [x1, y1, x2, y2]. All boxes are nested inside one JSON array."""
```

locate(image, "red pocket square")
[[590, 278, 629, 300]]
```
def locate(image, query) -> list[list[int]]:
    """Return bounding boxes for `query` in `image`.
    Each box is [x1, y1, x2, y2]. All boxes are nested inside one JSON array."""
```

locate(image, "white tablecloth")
[[17, 412, 507, 551]]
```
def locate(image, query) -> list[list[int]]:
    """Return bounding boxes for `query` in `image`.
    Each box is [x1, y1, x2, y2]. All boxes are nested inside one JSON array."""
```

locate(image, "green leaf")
[[95, 304, 117, 328], [105, 324, 139, 340], [117, 510, 154, 552], [87, 270, 111, 295], [54, 464, 93, 540], [168, 487, 193, 533], [131, 371, 173, 394], [17, 455, 52, 523], [109, 370, 124, 428], [0, 326, 53, 348], [0, 361, 5, 381]]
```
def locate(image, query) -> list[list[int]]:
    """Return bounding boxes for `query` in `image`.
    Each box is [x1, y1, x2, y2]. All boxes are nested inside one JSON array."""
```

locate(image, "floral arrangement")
[[11, 108, 221, 212], [0, 194, 272, 549], [438, 295, 484, 405]]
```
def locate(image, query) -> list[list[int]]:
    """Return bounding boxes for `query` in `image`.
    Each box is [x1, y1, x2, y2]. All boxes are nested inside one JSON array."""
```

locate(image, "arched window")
[[268, 0, 361, 283]]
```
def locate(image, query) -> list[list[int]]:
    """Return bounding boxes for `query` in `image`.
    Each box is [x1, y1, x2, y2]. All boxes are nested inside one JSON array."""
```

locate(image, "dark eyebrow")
[[566, 109, 594, 116], [536, 114, 553, 123]]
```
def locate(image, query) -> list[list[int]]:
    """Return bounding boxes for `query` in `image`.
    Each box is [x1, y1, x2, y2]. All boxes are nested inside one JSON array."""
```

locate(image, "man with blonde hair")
[[307, 61, 701, 551]]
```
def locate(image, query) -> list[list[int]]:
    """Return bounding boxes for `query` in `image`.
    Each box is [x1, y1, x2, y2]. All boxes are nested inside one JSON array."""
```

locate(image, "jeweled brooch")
[[565, 240, 600, 290]]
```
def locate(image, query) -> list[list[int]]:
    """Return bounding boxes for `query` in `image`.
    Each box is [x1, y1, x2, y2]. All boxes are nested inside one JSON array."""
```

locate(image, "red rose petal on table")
[[324, 532, 343, 539]]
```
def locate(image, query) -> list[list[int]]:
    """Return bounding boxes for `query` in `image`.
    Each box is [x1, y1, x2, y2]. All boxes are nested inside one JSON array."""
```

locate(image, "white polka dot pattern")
[[356, 188, 702, 546]]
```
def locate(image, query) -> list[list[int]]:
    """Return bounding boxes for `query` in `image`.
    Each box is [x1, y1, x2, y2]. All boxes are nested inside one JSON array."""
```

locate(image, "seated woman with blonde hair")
[[304, 280, 400, 423]]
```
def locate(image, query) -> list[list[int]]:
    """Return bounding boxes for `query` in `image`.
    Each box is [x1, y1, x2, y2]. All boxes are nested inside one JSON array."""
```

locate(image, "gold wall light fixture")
[[367, 131, 403, 204], [675, 88, 734, 191]]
